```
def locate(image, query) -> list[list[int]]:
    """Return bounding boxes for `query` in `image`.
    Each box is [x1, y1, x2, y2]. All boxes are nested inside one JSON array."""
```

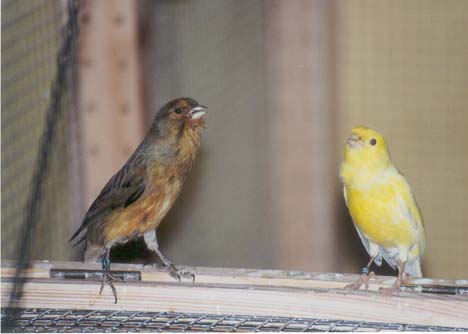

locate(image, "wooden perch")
[[2, 261, 468, 328]]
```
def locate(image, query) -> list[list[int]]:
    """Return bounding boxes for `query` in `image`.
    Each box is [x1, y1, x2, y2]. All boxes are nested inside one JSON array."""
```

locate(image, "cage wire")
[[2, 0, 80, 329], [2, 308, 467, 333], [2, 0, 77, 261]]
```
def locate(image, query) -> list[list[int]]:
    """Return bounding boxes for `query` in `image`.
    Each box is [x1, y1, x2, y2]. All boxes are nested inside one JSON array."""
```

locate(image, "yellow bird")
[[340, 126, 425, 293]]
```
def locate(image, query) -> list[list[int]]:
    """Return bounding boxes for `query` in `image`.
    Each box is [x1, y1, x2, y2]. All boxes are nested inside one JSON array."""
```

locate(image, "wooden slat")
[[2, 261, 468, 327], [2, 260, 466, 291], [265, 0, 339, 273], [77, 0, 145, 212]]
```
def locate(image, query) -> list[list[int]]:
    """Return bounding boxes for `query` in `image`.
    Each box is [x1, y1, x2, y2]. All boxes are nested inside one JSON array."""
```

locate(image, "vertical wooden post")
[[76, 0, 145, 217], [265, 0, 338, 272]]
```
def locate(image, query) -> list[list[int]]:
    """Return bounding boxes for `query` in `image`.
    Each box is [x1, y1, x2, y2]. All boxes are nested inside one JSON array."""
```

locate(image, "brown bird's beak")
[[189, 105, 208, 120], [346, 133, 362, 149]]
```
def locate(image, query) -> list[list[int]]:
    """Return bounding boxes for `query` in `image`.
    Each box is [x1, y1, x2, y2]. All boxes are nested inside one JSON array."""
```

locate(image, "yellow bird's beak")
[[346, 133, 362, 149]]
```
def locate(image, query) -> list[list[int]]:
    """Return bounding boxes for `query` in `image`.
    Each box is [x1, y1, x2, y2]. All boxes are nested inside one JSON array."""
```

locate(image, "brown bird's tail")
[[69, 222, 88, 247], [69, 232, 86, 248]]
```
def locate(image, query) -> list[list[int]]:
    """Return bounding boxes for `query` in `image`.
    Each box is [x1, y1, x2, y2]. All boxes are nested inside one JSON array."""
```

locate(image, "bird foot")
[[164, 264, 195, 283], [379, 274, 406, 296], [144, 261, 195, 282], [379, 284, 401, 296], [99, 270, 122, 304], [345, 271, 375, 291]]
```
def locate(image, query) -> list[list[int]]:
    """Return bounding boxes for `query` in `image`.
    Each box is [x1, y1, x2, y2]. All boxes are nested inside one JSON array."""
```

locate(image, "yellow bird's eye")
[[370, 138, 377, 146]]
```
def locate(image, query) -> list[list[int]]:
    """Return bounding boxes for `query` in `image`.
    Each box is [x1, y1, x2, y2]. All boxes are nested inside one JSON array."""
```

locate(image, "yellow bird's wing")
[[392, 172, 426, 257], [343, 185, 348, 206], [343, 186, 383, 266]]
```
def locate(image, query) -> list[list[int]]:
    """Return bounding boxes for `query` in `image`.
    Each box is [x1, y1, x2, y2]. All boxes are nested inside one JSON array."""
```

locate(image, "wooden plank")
[[2, 261, 468, 327], [77, 0, 145, 214], [264, 0, 340, 272], [2, 279, 468, 328], [2, 260, 466, 291]]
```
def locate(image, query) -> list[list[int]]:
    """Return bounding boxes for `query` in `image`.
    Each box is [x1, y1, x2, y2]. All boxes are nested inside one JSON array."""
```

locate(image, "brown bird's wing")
[[69, 154, 147, 246]]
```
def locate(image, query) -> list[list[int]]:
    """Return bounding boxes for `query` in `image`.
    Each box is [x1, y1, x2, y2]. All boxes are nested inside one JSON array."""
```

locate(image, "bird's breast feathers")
[[345, 168, 424, 250], [103, 176, 182, 244]]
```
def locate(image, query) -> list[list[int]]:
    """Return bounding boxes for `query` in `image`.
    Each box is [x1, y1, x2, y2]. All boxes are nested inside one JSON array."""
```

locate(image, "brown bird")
[[70, 97, 207, 302]]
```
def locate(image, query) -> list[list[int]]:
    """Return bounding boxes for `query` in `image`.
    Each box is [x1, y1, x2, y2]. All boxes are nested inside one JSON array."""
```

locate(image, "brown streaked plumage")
[[70, 97, 207, 303]]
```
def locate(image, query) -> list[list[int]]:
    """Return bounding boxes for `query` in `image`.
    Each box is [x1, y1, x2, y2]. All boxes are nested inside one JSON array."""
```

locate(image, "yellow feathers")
[[341, 126, 425, 282]]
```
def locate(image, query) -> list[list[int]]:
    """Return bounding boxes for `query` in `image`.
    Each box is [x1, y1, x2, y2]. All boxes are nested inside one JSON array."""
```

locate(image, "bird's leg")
[[99, 248, 119, 303], [345, 255, 376, 290], [154, 247, 195, 282], [143, 229, 195, 282], [379, 261, 406, 295]]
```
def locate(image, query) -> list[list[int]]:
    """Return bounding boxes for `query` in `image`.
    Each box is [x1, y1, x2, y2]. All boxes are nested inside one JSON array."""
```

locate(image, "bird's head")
[[343, 126, 392, 172], [151, 97, 207, 140]]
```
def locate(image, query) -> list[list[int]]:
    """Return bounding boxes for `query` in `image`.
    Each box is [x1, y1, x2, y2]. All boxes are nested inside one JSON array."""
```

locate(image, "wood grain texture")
[[265, 0, 339, 272], [77, 0, 145, 211], [2, 261, 468, 327]]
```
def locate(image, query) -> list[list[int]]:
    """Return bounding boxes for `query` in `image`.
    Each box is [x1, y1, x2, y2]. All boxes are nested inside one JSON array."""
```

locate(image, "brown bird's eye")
[[370, 138, 377, 146], [174, 108, 183, 114]]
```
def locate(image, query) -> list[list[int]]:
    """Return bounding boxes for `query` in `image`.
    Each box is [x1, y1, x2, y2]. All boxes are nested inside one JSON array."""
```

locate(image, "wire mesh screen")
[[2, 308, 467, 333], [1, 0, 78, 261]]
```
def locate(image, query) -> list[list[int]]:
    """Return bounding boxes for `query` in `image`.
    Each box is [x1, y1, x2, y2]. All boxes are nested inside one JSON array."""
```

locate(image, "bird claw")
[[345, 271, 375, 291], [99, 270, 122, 304], [379, 273, 409, 296], [378, 285, 400, 296], [165, 264, 195, 283]]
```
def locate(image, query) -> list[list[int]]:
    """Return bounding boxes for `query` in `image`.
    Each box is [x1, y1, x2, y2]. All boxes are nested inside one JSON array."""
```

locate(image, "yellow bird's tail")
[[404, 258, 423, 278]]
